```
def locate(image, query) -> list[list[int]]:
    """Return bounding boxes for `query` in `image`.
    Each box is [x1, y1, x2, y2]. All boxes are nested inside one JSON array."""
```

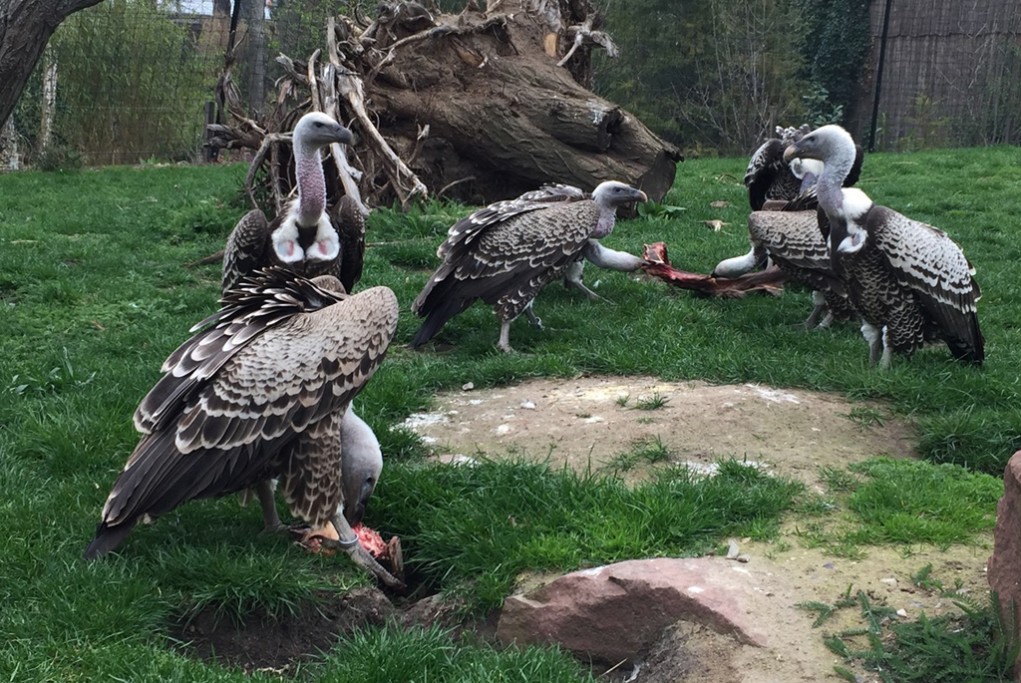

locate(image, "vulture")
[[744, 124, 864, 211], [410, 180, 648, 352], [784, 125, 984, 367], [713, 124, 865, 328], [222, 112, 371, 535], [222, 112, 366, 295], [83, 267, 403, 588]]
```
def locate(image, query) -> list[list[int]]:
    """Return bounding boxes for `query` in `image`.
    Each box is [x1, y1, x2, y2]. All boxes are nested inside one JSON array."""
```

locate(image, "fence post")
[[868, 0, 894, 152]]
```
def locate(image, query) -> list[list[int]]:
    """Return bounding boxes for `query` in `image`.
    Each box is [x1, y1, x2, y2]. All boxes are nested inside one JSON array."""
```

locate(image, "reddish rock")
[[987, 450, 1021, 680], [496, 558, 768, 665]]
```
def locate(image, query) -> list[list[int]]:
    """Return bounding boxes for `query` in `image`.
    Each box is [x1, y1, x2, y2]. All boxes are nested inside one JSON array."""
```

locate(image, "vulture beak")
[[782, 144, 798, 163], [333, 124, 354, 145], [632, 188, 649, 204]]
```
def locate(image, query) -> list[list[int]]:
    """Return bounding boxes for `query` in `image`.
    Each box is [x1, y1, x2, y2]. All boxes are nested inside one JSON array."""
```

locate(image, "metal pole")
[[868, 0, 894, 152]]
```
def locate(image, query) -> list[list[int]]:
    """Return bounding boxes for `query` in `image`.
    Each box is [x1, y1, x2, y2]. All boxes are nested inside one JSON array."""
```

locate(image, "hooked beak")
[[633, 189, 649, 203], [782, 144, 798, 163], [333, 124, 354, 145]]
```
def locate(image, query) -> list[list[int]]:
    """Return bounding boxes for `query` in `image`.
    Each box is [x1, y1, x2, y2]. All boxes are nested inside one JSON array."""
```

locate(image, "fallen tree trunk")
[[209, 0, 681, 212]]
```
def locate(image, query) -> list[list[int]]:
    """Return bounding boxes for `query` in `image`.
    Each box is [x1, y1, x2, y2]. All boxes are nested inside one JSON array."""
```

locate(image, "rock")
[[496, 558, 768, 665], [987, 450, 1021, 680]]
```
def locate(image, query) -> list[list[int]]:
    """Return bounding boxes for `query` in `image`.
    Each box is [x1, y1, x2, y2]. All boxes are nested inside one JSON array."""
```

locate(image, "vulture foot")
[[290, 518, 405, 589]]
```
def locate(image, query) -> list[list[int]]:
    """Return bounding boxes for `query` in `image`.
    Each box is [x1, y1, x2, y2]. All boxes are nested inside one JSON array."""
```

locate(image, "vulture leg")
[[255, 480, 285, 531], [523, 301, 543, 330], [563, 260, 602, 301], [878, 327, 894, 370], [497, 320, 515, 354], [862, 323, 885, 367], [802, 291, 828, 330], [321, 512, 405, 589]]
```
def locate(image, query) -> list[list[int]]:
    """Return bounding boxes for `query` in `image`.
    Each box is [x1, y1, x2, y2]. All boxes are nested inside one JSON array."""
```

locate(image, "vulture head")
[[592, 181, 648, 209], [589, 181, 648, 238], [274, 112, 354, 266], [782, 125, 856, 174], [292, 111, 354, 152]]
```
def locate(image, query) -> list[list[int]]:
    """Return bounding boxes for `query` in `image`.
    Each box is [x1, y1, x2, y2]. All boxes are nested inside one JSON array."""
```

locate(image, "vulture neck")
[[591, 205, 617, 238], [294, 140, 327, 227], [815, 141, 856, 219]]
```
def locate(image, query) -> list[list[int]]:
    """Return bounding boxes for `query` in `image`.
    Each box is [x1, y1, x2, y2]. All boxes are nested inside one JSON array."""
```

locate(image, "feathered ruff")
[[221, 196, 365, 296], [85, 267, 398, 559]]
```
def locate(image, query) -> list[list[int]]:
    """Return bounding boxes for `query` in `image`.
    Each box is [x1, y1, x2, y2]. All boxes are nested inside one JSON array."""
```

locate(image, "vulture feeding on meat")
[[713, 124, 865, 328], [222, 112, 366, 295], [410, 180, 648, 352], [83, 267, 403, 588], [784, 125, 984, 368]]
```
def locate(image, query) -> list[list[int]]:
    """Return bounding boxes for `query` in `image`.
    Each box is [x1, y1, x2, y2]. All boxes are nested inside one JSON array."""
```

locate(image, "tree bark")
[[211, 0, 681, 210], [0, 0, 104, 130]]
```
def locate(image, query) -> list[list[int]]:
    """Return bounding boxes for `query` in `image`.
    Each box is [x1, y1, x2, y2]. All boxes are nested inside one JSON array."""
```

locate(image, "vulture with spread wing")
[[410, 180, 647, 352], [84, 268, 402, 588], [784, 125, 984, 367]]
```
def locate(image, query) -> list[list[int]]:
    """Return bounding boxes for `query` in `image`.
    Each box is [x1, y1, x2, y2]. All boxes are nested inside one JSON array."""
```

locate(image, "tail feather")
[[83, 520, 138, 560], [411, 305, 457, 348], [946, 312, 984, 365]]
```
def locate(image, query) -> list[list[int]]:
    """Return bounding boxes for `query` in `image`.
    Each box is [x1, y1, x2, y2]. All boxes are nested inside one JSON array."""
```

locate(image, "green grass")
[[817, 589, 1017, 683], [1, 148, 1018, 679]]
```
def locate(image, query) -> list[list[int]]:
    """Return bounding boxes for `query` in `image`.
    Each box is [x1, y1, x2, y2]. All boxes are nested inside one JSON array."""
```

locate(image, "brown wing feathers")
[[411, 200, 599, 347], [85, 268, 397, 559]]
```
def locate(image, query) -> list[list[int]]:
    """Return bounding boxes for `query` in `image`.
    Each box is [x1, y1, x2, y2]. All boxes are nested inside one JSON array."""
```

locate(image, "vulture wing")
[[332, 194, 366, 293], [744, 139, 789, 210], [222, 209, 272, 294], [85, 269, 399, 557], [867, 206, 984, 363]]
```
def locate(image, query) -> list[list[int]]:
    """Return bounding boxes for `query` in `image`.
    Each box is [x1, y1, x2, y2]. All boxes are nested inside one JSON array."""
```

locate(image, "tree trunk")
[[0, 0, 104, 130], [0, 117, 20, 171], [242, 0, 267, 116], [39, 47, 58, 152], [210, 0, 681, 210]]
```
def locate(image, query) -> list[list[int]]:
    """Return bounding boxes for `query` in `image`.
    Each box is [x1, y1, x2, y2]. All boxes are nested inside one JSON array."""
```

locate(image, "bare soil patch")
[[403, 375, 917, 489], [401, 375, 993, 682]]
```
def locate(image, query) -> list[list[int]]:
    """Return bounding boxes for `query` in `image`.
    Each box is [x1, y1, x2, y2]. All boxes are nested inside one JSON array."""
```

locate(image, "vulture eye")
[[314, 122, 323, 128]]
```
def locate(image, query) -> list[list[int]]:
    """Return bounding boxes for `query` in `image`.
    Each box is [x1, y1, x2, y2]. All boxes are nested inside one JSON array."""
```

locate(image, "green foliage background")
[[47, 0, 216, 165], [593, 0, 872, 154]]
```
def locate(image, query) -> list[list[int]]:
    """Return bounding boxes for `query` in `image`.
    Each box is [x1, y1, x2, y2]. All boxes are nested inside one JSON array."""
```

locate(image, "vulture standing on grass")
[[83, 268, 403, 588], [410, 180, 648, 352], [221, 111, 375, 540], [784, 125, 984, 367], [222, 112, 366, 295], [713, 124, 865, 328]]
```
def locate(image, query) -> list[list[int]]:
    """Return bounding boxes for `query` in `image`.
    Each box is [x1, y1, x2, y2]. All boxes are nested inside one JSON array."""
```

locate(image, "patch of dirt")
[[401, 376, 993, 683], [170, 587, 396, 675], [403, 376, 917, 489]]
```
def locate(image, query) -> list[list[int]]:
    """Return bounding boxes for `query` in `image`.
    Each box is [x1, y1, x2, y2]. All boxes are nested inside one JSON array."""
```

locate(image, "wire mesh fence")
[[7, 0, 348, 168], [4, 0, 1021, 169], [850, 0, 1021, 151]]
